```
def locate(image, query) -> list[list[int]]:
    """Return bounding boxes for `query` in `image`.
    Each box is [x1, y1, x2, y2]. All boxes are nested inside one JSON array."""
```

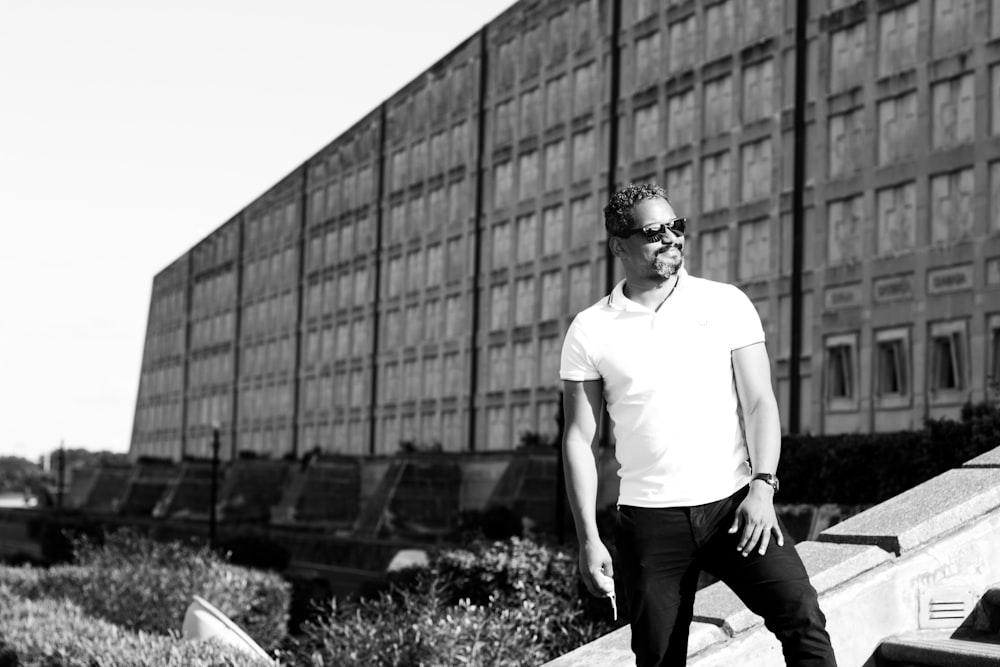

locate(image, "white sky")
[[0, 0, 516, 463]]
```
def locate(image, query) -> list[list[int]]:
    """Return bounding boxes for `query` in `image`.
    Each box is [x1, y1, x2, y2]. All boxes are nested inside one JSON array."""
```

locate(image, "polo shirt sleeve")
[[727, 286, 766, 351], [560, 316, 602, 382]]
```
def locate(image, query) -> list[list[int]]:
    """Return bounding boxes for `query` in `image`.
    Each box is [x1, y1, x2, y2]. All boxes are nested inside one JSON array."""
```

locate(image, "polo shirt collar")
[[607, 267, 689, 312]]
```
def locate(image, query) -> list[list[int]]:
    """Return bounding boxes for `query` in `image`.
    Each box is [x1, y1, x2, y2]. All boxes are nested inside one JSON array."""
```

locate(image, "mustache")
[[657, 242, 683, 254]]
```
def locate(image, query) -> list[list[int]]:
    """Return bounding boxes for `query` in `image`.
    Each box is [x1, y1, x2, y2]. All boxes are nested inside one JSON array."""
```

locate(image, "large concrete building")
[[130, 0, 1000, 462]]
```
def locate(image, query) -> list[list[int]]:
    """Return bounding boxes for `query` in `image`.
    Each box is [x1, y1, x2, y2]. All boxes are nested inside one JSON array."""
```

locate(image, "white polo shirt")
[[560, 268, 764, 507]]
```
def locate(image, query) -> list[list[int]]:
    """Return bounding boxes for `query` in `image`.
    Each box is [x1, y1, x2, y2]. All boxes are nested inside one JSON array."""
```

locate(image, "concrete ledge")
[[693, 542, 893, 634], [542, 622, 727, 667], [963, 447, 1000, 468], [817, 468, 1000, 555], [880, 631, 1000, 666]]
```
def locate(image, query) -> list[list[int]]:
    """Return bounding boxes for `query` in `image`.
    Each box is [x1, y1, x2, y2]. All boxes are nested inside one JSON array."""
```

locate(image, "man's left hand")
[[728, 483, 784, 556]]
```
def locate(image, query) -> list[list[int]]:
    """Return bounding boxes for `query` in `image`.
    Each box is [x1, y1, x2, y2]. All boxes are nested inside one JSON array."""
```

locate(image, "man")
[[560, 183, 836, 666]]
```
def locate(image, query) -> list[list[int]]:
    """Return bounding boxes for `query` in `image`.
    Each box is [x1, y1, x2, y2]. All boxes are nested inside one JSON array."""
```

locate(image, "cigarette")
[[608, 593, 617, 621]]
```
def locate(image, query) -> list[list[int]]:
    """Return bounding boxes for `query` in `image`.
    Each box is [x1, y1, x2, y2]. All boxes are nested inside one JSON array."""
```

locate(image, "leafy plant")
[[291, 537, 616, 666]]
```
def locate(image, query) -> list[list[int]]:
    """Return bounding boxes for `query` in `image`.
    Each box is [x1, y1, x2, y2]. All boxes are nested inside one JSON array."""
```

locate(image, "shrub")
[[291, 537, 615, 666], [1, 529, 291, 652], [779, 402, 1000, 505], [0, 584, 273, 667]]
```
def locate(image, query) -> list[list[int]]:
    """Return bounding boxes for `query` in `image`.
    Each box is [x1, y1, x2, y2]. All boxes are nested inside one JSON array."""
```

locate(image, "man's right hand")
[[579, 539, 615, 598]]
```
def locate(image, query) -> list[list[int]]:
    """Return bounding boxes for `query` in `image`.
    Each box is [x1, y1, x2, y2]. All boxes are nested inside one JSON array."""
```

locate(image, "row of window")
[[831, 0, 994, 91], [147, 289, 185, 326], [828, 166, 1000, 264], [824, 316, 1000, 407], [388, 122, 471, 191], [490, 200, 599, 267], [492, 61, 599, 144], [304, 217, 375, 273], [133, 400, 182, 435], [494, 0, 597, 92], [190, 271, 237, 317], [305, 166, 376, 225], [491, 132, 598, 207], [142, 327, 185, 366]]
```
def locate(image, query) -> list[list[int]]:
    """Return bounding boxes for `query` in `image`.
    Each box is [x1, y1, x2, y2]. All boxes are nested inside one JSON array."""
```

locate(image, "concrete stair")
[[879, 630, 1000, 666], [543, 446, 1000, 667]]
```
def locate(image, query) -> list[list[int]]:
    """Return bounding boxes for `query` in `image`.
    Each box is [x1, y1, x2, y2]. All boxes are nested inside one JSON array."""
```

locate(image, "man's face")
[[615, 197, 685, 281]]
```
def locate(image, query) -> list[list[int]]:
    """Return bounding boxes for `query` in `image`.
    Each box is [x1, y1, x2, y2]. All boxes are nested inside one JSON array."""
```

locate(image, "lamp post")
[[209, 424, 220, 550]]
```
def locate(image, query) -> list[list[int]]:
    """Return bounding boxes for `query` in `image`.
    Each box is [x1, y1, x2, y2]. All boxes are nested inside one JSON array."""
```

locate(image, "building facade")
[[131, 0, 1000, 461]]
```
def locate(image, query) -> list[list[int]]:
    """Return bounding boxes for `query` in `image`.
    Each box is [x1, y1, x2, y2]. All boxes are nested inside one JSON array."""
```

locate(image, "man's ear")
[[608, 236, 625, 258]]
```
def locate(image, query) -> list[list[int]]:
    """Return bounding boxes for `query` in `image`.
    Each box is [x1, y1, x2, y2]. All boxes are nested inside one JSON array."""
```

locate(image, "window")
[[830, 22, 867, 92], [668, 15, 696, 73], [991, 162, 1000, 235], [635, 32, 662, 88], [545, 76, 568, 127], [634, 104, 660, 158], [737, 219, 770, 281], [989, 315, 1000, 396], [740, 138, 772, 203], [877, 92, 918, 165], [699, 227, 730, 282], [827, 196, 864, 265], [495, 100, 515, 145], [515, 277, 536, 325], [665, 163, 693, 211], [516, 213, 538, 263], [518, 151, 540, 200], [494, 161, 513, 208], [825, 334, 857, 404], [543, 205, 566, 255], [742, 59, 774, 123], [876, 182, 916, 256], [702, 152, 731, 212], [931, 74, 975, 150], [929, 320, 967, 394], [879, 3, 918, 76], [829, 107, 864, 178], [570, 196, 594, 248], [875, 329, 909, 400], [541, 270, 563, 320], [703, 76, 733, 137], [667, 89, 695, 147], [491, 223, 511, 269], [705, 1, 734, 61], [572, 129, 596, 182], [544, 140, 566, 191], [490, 283, 511, 330], [573, 62, 597, 112], [522, 87, 542, 135], [929, 169, 974, 244], [933, 0, 973, 57]]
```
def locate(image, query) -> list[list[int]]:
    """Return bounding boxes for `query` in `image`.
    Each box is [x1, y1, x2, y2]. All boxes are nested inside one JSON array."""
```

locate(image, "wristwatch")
[[751, 473, 779, 493]]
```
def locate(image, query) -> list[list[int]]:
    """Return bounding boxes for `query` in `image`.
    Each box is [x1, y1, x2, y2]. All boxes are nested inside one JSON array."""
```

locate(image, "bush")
[[1, 529, 291, 652], [291, 537, 615, 666], [0, 584, 273, 667], [779, 402, 1000, 505]]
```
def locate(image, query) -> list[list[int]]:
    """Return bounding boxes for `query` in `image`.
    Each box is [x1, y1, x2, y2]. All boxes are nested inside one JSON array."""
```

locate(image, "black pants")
[[615, 487, 837, 667]]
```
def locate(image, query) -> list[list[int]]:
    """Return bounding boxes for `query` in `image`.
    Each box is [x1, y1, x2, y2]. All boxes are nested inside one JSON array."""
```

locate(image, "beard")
[[651, 244, 684, 279]]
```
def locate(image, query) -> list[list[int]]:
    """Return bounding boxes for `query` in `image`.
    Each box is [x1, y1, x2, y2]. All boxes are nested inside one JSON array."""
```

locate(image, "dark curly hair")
[[603, 183, 670, 237]]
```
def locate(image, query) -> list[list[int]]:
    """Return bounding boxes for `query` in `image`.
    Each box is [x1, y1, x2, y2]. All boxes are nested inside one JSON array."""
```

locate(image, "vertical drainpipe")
[[369, 111, 387, 455], [789, 0, 808, 434], [604, 0, 621, 297], [230, 214, 244, 460], [467, 29, 489, 452], [180, 256, 194, 458], [290, 167, 309, 459], [599, 0, 622, 450]]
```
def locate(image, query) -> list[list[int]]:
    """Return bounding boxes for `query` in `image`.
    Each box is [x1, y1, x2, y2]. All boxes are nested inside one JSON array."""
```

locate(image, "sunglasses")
[[617, 218, 687, 242]]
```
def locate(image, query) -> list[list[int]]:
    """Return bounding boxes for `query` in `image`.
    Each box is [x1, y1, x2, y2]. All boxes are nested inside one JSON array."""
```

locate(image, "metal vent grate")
[[918, 586, 979, 629]]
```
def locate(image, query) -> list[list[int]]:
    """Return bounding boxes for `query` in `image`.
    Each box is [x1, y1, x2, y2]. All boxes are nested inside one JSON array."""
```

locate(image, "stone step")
[[879, 631, 1000, 666]]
